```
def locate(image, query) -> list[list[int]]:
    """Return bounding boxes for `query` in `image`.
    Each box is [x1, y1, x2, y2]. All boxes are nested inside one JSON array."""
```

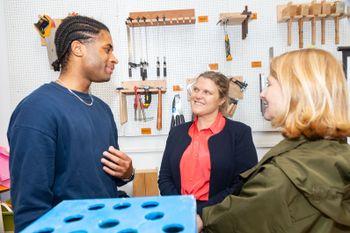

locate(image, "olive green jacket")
[[203, 137, 350, 233]]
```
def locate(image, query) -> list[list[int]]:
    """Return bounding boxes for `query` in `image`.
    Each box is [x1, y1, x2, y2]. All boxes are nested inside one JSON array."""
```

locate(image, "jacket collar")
[[240, 136, 308, 179]]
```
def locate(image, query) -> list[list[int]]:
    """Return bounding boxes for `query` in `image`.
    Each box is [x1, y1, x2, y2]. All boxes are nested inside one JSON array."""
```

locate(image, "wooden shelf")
[[126, 9, 195, 27], [118, 79, 167, 94], [218, 13, 249, 25], [277, 3, 349, 23]]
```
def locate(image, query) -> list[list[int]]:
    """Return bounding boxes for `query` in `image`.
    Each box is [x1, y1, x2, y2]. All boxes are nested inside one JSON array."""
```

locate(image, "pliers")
[[171, 94, 185, 128]]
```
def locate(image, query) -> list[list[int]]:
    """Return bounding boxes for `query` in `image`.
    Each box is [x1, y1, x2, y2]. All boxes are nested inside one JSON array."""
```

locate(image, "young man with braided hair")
[[8, 15, 134, 232]]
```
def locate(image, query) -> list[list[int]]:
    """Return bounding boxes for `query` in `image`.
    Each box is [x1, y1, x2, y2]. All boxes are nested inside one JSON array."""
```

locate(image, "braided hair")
[[52, 15, 109, 71]]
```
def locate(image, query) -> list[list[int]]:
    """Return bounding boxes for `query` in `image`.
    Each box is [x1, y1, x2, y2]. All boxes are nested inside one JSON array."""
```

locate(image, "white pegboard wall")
[[4, 0, 350, 136]]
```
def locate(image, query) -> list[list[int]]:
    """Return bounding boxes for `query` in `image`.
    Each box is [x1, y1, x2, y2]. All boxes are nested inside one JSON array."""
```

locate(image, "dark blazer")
[[158, 118, 258, 214]]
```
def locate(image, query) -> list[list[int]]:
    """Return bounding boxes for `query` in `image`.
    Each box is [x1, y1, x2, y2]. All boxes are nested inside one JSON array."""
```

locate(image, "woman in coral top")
[[158, 71, 258, 214]]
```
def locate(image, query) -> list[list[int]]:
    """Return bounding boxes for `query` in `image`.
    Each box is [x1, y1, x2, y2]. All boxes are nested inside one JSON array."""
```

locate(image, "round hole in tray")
[[117, 228, 138, 233], [162, 224, 185, 233], [113, 202, 131, 210], [33, 227, 55, 233], [141, 201, 159, 209], [64, 214, 84, 223], [69, 231, 88, 233], [145, 211, 164, 221], [98, 219, 120, 228], [88, 203, 105, 210]]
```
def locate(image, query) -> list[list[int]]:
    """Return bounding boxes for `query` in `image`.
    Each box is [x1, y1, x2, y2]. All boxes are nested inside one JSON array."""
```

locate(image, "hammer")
[[156, 87, 162, 130], [309, 1, 322, 45]]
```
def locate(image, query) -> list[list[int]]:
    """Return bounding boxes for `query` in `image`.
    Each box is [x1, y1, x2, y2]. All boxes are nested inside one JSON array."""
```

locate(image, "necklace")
[[56, 79, 94, 106]]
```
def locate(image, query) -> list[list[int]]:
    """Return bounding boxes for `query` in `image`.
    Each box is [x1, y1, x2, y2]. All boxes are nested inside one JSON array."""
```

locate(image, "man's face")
[[82, 30, 118, 83]]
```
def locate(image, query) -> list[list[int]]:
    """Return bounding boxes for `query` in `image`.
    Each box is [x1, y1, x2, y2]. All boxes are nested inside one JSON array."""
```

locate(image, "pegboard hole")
[[145, 211, 164, 220], [88, 203, 105, 210], [98, 219, 120, 228], [64, 214, 84, 223], [141, 201, 159, 209], [113, 202, 131, 210], [162, 224, 184, 233], [117, 228, 138, 233], [33, 227, 55, 233]]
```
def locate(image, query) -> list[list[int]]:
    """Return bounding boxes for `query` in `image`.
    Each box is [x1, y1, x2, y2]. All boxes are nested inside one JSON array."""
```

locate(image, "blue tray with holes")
[[21, 195, 196, 233]]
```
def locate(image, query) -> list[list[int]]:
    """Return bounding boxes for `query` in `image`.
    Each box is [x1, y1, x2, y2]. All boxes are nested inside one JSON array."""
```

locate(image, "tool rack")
[[277, 1, 350, 47], [116, 80, 167, 127], [217, 6, 255, 40], [126, 9, 195, 27]]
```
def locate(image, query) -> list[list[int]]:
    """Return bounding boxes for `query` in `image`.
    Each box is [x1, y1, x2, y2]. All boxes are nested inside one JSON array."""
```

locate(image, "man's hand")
[[101, 146, 133, 180], [197, 214, 203, 233]]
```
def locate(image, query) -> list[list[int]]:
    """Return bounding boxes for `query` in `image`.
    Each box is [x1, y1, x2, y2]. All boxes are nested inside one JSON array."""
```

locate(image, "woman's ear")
[[219, 97, 226, 106], [70, 40, 84, 57]]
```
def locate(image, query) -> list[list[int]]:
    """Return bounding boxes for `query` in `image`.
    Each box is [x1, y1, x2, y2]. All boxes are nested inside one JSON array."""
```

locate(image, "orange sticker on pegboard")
[[198, 16, 208, 23], [141, 128, 152, 135], [173, 85, 182, 91], [251, 61, 262, 68], [251, 12, 257, 20], [208, 63, 218, 70]]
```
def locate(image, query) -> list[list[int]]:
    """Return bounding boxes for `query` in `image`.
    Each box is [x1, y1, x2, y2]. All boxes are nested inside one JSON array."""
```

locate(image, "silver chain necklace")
[[56, 79, 94, 106]]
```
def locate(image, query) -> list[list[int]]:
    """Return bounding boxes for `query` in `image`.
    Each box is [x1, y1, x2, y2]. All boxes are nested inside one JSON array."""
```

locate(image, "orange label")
[[208, 63, 219, 70], [173, 85, 182, 91], [141, 128, 152, 135], [198, 16, 208, 23], [251, 61, 262, 68], [251, 12, 257, 20]]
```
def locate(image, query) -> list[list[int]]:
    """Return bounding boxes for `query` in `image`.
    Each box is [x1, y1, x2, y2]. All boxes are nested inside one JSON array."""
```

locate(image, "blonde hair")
[[270, 48, 350, 139], [196, 71, 229, 116]]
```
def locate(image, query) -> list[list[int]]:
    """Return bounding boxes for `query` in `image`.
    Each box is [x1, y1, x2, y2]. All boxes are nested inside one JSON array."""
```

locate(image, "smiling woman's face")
[[260, 75, 285, 121]]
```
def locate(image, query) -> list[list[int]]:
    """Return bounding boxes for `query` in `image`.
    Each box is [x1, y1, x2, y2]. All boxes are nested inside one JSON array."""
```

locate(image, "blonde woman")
[[199, 49, 350, 233]]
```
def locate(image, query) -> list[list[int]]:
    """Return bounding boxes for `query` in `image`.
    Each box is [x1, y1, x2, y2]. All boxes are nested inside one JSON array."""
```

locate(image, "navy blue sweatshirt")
[[8, 82, 125, 232]]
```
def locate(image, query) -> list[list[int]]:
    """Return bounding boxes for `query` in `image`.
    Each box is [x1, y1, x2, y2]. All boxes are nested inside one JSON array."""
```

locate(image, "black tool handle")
[[157, 61, 160, 77], [128, 66, 132, 78], [163, 62, 167, 78], [143, 68, 147, 81]]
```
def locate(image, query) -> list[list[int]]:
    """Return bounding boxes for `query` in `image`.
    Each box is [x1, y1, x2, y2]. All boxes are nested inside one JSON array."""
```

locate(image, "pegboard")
[[4, 0, 350, 137]]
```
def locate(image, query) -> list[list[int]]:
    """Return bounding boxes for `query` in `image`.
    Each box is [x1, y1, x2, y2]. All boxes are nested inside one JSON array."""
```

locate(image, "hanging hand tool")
[[162, 16, 167, 78], [311, 15, 316, 45], [134, 86, 139, 121], [321, 1, 331, 45], [142, 86, 152, 109], [156, 16, 161, 79], [309, 2, 321, 45], [227, 98, 238, 117], [156, 57, 160, 78], [282, 2, 298, 46], [116, 87, 128, 125], [334, 1, 345, 44], [298, 5, 309, 49], [139, 96, 147, 122], [126, 17, 137, 78], [216, 18, 232, 61], [163, 57, 167, 78], [223, 19, 232, 61], [171, 94, 185, 128], [241, 6, 252, 40], [298, 18, 303, 49], [156, 87, 163, 130], [142, 17, 149, 80], [136, 17, 144, 80], [34, 15, 55, 38]]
